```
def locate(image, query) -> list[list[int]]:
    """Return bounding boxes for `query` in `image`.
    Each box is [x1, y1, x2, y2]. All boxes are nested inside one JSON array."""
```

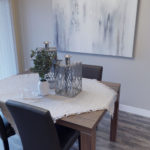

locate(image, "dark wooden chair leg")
[[110, 90, 120, 142], [78, 136, 81, 150], [3, 139, 9, 150]]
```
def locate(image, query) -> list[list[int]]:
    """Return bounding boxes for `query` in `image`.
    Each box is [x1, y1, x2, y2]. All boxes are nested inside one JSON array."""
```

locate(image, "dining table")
[[57, 81, 120, 150], [0, 73, 120, 150]]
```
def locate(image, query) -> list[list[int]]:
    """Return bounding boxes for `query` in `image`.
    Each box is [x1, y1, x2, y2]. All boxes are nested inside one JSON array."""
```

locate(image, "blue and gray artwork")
[[52, 0, 138, 57]]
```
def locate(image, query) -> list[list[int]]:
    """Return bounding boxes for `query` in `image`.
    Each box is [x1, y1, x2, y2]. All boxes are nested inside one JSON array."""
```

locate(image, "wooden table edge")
[[57, 109, 107, 132]]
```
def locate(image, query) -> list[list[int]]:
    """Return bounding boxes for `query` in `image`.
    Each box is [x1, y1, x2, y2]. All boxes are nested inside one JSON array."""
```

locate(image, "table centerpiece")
[[30, 46, 53, 96]]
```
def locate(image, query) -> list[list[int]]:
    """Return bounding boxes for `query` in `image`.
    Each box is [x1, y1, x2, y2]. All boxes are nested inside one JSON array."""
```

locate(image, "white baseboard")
[[119, 104, 150, 118]]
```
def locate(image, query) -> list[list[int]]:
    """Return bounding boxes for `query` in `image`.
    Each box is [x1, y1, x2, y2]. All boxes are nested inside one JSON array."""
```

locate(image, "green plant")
[[30, 48, 52, 81]]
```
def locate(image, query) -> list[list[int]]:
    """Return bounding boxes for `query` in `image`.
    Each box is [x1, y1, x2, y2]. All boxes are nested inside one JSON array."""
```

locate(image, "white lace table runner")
[[0, 73, 117, 125]]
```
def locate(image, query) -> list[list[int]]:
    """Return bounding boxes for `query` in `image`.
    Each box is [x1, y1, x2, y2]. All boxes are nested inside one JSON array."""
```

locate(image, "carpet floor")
[[1, 111, 150, 150]]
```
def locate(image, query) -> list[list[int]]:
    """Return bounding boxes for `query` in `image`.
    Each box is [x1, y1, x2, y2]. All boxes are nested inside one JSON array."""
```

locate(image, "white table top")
[[0, 73, 117, 131]]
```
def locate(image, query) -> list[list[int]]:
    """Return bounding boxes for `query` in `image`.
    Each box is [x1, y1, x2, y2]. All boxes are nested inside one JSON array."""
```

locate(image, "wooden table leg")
[[110, 92, 120, 142], [80, 130, 96, 150]]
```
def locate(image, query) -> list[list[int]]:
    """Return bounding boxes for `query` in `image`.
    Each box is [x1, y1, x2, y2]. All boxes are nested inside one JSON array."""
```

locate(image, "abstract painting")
[[52, 0, 138, 57]]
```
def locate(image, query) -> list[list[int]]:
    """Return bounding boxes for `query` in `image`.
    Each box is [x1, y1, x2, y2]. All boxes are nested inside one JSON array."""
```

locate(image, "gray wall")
[[16, 0, 150, 110]]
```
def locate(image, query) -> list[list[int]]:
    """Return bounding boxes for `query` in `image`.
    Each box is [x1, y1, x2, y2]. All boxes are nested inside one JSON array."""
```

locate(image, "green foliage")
[[30, 48, 52, 81]]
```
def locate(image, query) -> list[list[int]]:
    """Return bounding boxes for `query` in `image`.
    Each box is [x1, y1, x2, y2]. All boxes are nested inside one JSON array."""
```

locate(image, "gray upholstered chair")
[[82, 64, 103, 81], [6, 100, 80, 150]]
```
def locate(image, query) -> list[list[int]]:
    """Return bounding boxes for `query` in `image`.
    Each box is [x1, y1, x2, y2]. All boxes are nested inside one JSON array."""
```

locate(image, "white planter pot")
[[38, 80, 49, 96]]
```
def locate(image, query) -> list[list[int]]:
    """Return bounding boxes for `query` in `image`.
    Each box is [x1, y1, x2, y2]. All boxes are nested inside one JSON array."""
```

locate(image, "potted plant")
[[30, 48, 52, 96]]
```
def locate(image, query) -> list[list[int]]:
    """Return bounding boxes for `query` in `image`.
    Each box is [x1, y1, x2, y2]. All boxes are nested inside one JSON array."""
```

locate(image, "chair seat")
[[56, 125, 80, 150], [0, 112, 15, 137]]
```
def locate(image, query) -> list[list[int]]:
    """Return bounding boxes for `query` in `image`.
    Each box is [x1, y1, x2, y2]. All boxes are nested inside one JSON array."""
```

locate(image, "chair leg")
[[2, 139, 9, 150], [78, 136, 81, 150]]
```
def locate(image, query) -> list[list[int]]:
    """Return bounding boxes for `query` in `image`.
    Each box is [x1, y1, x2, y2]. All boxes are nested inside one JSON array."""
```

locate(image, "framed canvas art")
[[52, 0, 138, 57]]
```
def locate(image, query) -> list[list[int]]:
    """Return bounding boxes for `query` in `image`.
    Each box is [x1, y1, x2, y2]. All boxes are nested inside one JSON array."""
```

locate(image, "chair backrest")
[[6, 100, 61, 150], [82, 64, 103, 81]]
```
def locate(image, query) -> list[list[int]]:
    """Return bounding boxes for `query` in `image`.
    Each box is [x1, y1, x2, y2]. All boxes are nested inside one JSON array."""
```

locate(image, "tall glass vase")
[[44, 41, 57, 89], [55, 55, 82, 97]]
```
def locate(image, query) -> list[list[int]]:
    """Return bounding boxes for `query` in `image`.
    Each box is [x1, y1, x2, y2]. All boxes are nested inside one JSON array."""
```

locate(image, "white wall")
[[16, 0, 55, 69], [16, 0, 150, 111]]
